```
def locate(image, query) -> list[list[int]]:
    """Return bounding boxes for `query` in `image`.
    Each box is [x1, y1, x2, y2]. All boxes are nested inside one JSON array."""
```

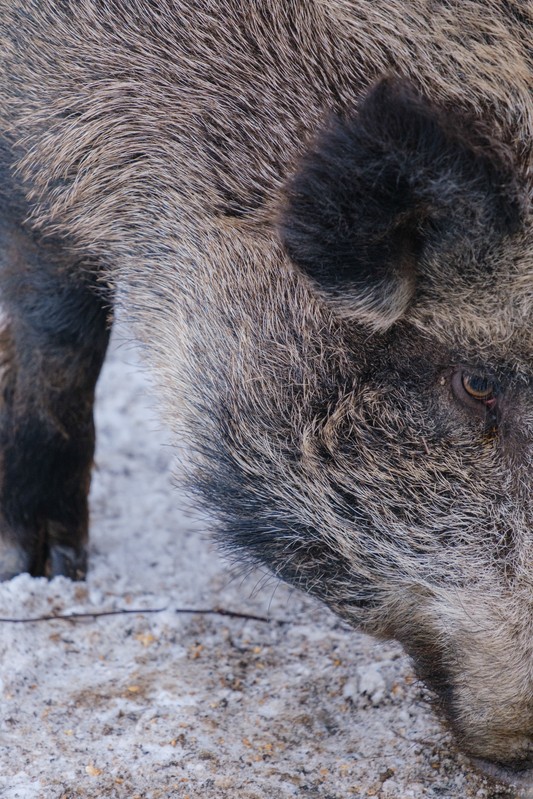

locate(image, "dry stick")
[[0, 607, 286, 624]]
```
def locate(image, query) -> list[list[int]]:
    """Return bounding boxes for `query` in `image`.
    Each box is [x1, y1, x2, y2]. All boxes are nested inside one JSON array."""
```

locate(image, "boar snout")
[[393, 588, 533, 789]]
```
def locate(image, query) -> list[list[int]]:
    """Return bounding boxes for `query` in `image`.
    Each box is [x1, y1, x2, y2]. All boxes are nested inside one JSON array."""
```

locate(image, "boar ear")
[[279, 77, 520, 330]]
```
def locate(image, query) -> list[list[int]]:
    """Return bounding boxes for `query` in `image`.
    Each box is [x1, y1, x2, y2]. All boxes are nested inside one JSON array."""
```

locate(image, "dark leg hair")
[[0, 146, 111, 579]]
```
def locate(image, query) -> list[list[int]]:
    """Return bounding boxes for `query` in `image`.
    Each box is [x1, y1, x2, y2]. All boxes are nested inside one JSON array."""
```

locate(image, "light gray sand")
[[0, 329, 515, 799]]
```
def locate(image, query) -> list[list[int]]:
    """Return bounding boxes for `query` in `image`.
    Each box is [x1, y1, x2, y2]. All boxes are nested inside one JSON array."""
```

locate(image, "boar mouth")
[[471, 756, 533, 794]]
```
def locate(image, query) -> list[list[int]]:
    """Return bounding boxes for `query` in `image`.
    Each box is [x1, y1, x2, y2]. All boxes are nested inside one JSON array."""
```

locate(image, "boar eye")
[[461, 374, 494, 401], [451, 369, 497, 411]]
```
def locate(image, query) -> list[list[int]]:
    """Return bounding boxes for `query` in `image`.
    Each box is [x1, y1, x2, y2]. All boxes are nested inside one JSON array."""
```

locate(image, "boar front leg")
[[0, 210, 111, 580]]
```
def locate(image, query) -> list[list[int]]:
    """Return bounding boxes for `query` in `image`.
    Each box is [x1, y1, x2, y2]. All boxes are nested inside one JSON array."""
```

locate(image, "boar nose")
[[472, 753, 533, 793]]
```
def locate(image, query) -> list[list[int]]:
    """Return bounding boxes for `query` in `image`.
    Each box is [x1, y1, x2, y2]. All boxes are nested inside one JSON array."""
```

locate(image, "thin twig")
[[0, 606, 285, 625]]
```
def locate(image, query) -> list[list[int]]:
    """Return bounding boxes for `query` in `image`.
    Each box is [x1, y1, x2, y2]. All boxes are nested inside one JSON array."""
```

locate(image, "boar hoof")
[[45, 544, 87, 581], [0, 540, 33, 581]]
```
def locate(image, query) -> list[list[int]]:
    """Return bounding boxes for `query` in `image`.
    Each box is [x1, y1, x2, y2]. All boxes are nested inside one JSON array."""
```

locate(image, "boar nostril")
[[472, 755, 533, 792]]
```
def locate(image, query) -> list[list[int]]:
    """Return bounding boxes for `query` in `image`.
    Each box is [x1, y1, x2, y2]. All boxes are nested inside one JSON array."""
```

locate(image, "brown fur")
[[1, 0, 533, 788]]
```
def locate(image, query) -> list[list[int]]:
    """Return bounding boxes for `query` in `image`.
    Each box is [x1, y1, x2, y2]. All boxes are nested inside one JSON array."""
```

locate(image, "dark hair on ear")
[[279, 76, 523, 329]]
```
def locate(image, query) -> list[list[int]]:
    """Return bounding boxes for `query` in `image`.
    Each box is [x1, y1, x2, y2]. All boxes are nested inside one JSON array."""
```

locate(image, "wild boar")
[[1, 0, 532, 789]]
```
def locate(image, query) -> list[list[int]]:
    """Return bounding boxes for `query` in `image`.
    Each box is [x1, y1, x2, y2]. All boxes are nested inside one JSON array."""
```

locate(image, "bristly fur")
[[1, 0, 533, 782]]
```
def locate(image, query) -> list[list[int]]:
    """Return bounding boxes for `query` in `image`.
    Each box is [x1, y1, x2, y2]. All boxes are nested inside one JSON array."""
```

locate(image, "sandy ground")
[[0, 328, 517, 799]]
